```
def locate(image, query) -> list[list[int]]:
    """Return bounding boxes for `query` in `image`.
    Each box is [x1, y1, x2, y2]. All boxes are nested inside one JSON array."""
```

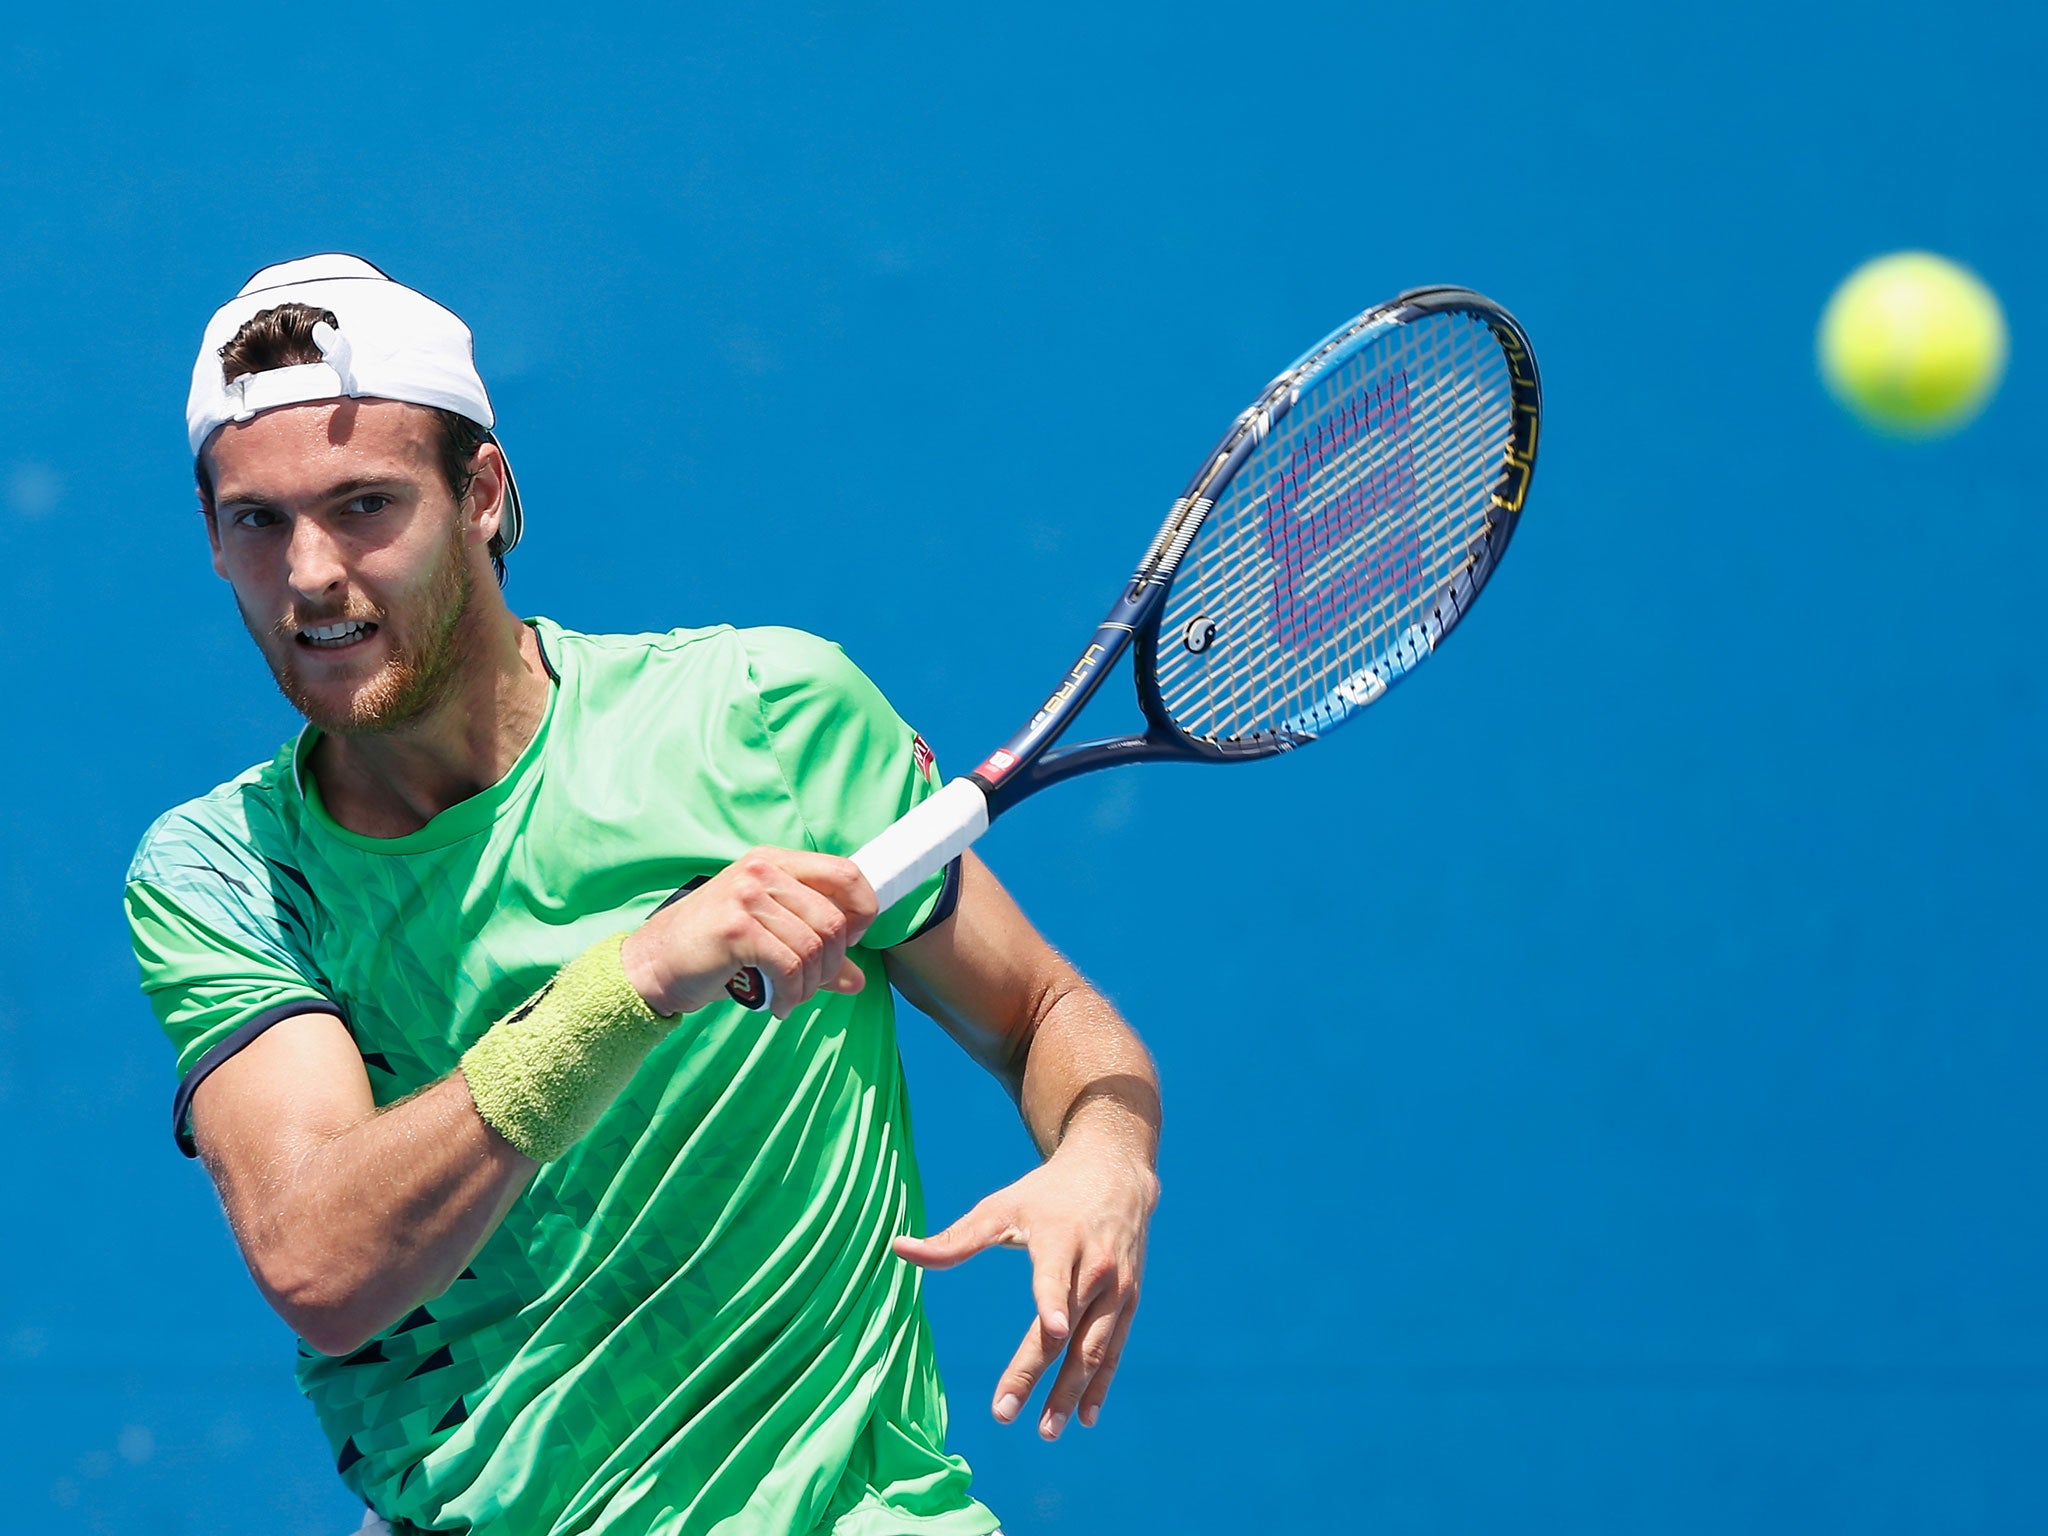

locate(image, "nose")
[[285, 514, 349, 602]]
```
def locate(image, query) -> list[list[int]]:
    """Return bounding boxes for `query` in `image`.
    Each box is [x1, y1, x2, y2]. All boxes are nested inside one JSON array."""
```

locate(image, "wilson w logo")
[[1262, 372, 1420, 650]]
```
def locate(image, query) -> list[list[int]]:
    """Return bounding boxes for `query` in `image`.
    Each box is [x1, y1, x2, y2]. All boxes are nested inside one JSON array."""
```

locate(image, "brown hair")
[[197, 302, 505, 574]]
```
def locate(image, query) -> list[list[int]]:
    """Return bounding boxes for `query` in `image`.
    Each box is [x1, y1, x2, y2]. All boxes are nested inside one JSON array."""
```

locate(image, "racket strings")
[[1152, 312, 1515, 743], [1182, 359, 1502, 736], [1223, 355, 1501, 732]]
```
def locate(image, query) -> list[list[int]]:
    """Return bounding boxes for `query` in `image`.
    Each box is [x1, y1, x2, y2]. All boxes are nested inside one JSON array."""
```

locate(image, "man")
[[125, 255, 1162, 1536]]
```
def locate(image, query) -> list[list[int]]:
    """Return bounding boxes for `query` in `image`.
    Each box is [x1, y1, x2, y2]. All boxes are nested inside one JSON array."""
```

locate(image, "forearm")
[[217, 1072, 533, 1356], [894, 965, 1161, 1440], [886, 853, 1162, 1169], [199, 855, 869, 1356], [1016, 979, 1162, 1170], [210, 932, 675, 1353], [885, 856, 1161, 1438]]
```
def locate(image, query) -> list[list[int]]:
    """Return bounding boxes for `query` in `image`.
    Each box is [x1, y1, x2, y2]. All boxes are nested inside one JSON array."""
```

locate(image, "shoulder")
[[126, 744, 316, 962], [538, 617, 876, 710], [732, 626, 867, 692], [730, 627, 907, 734], [533, 615, 752, 696], [535, 615, 738, 668], [127, 744, 300, 892], [543, 618, 852, 672]]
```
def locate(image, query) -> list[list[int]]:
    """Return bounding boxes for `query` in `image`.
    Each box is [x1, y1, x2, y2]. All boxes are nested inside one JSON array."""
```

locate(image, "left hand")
[[892, 1131, 1159, 1440]]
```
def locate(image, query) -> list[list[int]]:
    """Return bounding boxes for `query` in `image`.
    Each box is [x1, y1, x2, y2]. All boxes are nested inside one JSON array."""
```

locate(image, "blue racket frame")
[[965, 286, 1542, 821]]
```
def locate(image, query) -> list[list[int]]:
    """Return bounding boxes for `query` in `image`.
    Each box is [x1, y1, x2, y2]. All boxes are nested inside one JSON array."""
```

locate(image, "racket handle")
[[852, 776, 992, 910], [728, 777, 991, 1012]]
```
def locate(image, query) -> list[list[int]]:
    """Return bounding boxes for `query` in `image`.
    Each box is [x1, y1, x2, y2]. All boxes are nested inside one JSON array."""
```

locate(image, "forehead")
[[206, 399, 440, 499]]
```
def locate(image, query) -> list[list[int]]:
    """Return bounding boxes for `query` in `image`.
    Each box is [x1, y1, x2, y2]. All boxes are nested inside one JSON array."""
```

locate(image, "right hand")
[[620, 848, 879, 1019]]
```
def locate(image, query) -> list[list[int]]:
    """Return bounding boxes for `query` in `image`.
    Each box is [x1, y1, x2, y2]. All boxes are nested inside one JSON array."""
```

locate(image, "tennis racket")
[[729, 284, 1540, 1011]]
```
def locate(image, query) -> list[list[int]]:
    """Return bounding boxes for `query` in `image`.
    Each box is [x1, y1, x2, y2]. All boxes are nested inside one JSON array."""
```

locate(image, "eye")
[[345, 493, 392, 516], [230, 506, 281, 530]]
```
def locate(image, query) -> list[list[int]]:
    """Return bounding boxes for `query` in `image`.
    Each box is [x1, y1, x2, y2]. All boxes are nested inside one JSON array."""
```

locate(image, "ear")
[[465, 440, 508, 550]]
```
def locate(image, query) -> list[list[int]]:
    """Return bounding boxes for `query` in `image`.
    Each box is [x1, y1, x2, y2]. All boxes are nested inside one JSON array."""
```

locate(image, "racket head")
[[1135, 288, 1540, 757]]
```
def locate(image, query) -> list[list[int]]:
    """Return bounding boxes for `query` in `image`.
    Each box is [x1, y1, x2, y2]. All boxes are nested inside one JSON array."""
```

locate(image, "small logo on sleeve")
[[911, 732, 936, 783]]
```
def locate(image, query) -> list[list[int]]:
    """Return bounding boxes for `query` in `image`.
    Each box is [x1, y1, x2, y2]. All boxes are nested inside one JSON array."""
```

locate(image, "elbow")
[[248, 1249, 386, 1359], [282, 1297, 384, 1360], [291, 1310, 382, 1361]]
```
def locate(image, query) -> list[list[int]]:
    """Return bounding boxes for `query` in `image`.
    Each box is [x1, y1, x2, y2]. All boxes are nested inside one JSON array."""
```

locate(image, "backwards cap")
[[186, 254, 523, 555]]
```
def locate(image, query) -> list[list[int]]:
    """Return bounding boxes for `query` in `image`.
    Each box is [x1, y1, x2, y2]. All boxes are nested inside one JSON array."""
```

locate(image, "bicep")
[[189, 1012, 376, 1219], [884, 851, 1079, 1093]]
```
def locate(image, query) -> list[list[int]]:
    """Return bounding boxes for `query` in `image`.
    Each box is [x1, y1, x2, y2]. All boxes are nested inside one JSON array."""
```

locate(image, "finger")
[[745, 900, 833, 1015], [756, 849, 879, 942], [1039, 1248, 1133, 1437], [824, 956, 867, 995], [758, 876, 857, 997], [798, 854, 879, 942], [1039, 1293, 1122, 1440], [1075, 1296, 1138, 1428], [890, 1201, 1017, 1270], [716, 855, 818, 1007], [1030, 1237, 1077, 1342], [990, 1314, 1064, 1426], [1061, 1246, 1121, 1349]]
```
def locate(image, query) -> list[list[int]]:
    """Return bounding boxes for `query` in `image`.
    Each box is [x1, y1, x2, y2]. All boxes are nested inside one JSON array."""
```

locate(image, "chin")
[[276, 653, 441, 736]]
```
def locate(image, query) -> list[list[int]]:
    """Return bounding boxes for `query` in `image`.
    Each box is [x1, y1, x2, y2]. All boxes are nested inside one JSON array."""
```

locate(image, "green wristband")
[[461, 932, 677, 1163]]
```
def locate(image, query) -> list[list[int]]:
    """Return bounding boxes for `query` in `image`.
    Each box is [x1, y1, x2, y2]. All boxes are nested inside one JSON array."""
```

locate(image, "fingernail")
[[1048, 1311, 1069, 1337], [1080, 1404, 1099, 1428], [1043, 1410, 1068, 1439], [995, 1394, 1021, 1422]]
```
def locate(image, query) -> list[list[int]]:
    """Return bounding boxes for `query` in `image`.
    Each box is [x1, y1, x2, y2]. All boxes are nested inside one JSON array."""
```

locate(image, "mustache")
[[268, 601, 386, 641]]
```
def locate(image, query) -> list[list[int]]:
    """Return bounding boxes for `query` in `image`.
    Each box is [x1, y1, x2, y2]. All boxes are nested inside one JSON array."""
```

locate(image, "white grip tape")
[[743, 777, 991, 1014], [851, 776, 991, 913]]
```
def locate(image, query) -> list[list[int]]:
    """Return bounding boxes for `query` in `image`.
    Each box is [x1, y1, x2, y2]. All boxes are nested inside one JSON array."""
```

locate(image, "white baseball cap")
[[187, 254, 523, 555]]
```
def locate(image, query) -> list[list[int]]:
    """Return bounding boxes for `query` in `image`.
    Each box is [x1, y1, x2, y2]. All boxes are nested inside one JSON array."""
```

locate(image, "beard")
[[253, 521, 475, 736]]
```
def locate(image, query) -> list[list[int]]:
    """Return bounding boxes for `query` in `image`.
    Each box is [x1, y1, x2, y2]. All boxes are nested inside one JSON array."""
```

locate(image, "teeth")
[[301, 621, 372, 646]]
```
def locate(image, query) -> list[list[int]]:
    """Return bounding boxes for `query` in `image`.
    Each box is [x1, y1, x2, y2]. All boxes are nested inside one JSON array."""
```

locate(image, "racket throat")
[[968, 611, 1145, 811]]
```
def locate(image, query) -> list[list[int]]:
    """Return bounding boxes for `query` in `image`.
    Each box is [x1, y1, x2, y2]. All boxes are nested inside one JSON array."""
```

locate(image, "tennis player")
[[125, 256, 1162, 1536]]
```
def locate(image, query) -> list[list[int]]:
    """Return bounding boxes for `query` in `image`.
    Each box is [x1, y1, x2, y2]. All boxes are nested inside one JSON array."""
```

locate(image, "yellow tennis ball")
[[1818, 252, 2008, 437]]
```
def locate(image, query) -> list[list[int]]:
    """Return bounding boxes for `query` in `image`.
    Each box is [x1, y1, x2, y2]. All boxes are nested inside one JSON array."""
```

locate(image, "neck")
[[308, 602, 552, 839]]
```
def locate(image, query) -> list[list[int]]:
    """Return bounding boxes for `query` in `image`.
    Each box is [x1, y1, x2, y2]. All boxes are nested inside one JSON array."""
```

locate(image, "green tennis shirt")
[[124, 619, 1000, 1536]]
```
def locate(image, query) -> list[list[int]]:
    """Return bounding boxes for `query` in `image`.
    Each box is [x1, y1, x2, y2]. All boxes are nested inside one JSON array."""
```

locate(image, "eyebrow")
[[214, 475, 410, 510]]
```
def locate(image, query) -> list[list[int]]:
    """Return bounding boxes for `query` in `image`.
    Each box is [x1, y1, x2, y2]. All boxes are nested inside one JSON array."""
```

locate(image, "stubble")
[[256, 521, 476, 736]]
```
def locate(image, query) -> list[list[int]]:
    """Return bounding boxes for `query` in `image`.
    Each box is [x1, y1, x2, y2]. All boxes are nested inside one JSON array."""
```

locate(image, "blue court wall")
[[1, 4, 2041, 1531]]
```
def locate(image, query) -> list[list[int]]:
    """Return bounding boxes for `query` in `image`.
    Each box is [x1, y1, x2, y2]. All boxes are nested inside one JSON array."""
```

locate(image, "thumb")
[[892, 1201, 1016, 1270]]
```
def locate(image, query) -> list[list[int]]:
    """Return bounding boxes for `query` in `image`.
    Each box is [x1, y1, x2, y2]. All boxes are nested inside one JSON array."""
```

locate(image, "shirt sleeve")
[[126, 801, 340, 1156], [739, 627, 960, 950]]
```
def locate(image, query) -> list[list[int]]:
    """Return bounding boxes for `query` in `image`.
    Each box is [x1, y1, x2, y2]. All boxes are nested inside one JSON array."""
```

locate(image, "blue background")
[[2, 4, 2042, 1532]]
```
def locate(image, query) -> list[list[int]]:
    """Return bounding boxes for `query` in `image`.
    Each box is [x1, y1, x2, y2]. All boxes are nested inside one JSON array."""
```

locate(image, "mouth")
[[295, 620, 380, 651]]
